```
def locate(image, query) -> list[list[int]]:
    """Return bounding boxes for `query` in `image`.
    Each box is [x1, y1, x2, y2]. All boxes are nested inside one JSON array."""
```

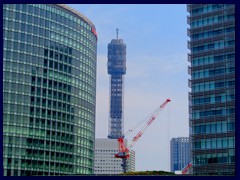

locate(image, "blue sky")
[[68, 4, 189, 172]]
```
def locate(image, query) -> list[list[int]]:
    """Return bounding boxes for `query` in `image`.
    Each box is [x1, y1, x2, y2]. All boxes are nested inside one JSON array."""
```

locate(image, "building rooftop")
[[56, 4, 96, 28]]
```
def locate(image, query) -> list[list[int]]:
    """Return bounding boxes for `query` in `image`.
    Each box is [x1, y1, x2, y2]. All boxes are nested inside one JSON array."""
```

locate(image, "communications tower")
[[107, 29, 127, 139]]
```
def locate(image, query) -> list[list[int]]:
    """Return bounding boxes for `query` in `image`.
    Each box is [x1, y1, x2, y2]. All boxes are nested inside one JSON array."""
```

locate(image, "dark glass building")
[[187, 4, 235, 175], [3, 4, 97, 175], [170, 137, 190, 173], [107, 30, 127, 139]]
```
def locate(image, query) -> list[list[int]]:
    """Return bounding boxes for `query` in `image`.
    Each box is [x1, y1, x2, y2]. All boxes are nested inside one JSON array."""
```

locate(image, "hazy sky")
[[68, 4, 189, 172]]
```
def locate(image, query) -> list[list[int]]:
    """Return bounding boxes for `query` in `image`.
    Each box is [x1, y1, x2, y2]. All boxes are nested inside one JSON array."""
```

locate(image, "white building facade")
[[94, 138, 135, 174]]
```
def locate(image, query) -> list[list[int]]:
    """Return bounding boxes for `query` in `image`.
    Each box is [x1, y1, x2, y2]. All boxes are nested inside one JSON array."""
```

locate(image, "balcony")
[[187, 28, 191, 37], [187, 16, 190, 25], [191, 35, 224, 45], [190, 20, 235, 32], [190, 9, 225, 21], [188, 53, 192, 62], [190, 87, 235, 97], [188, 79, 192, 88], [187, 4, 191, 12], [188, 66, 191, 75], [187, 40, 191, 49], [191, 101, 235, 111], [190, 46, 235, 58]]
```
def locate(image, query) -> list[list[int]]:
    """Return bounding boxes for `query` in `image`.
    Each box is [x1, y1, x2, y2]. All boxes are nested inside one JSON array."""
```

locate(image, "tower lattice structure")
[[107, 29, 127, 139]]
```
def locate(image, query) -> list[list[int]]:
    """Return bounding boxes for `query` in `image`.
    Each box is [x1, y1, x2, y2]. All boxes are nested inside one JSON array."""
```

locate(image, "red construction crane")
[[114, 98, 171, 172], [181, 162, 192, 175]]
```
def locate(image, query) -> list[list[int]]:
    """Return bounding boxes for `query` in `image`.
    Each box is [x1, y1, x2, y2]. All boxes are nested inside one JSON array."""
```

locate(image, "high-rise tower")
[[107, 29, 127, 139], [170, 137, 190, 173], [94, 30, 134, 175], [3, 4, 97, 175], [187, 4, 235, 175]]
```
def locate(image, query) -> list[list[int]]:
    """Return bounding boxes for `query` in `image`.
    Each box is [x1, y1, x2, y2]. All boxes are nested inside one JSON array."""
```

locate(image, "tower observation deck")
[[107, 29, 127, 139]]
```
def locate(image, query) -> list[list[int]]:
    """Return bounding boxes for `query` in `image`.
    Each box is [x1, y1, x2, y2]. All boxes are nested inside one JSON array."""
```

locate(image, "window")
[[208, 44, 214, 49]]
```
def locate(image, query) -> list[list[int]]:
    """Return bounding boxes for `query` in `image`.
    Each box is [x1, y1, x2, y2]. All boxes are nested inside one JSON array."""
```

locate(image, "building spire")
[[116, 28, 119, 39]]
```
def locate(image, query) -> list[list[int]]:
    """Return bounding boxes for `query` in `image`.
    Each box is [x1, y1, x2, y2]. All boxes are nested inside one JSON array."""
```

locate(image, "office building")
[[94, 138, 135, 174], [170, 137, 190, 173], [128, 150, 136, 172], [187, 4, 235, 175], [3, 4, 97, 175], [107, 29, 127, 139]]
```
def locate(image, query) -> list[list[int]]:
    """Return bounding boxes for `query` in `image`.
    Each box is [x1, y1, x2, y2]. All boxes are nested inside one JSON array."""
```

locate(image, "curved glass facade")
[[3, 4, 97, 175]]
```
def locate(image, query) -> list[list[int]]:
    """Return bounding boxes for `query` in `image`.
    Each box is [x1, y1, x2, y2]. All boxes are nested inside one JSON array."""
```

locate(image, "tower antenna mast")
[[116, 28, 119, 39]]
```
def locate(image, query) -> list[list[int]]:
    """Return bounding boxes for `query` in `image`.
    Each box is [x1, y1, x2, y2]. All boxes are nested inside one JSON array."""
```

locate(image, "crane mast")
[[114, 98, 171, 173]]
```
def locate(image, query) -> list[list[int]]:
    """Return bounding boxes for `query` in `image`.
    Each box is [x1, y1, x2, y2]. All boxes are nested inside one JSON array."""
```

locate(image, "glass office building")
[[170, 137, 190, 173], [3, 4, 97, 175], [187, 4, 235, 175]]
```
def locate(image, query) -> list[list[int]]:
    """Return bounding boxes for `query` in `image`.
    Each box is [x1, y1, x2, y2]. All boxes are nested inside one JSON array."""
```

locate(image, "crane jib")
[[147, 116, 156, 125], [115, 98, 171, 160]]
